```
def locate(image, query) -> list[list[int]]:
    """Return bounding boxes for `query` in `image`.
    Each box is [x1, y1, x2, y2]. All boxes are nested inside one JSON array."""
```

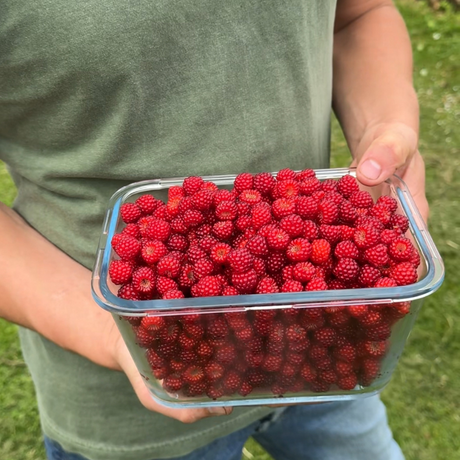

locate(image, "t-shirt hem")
[[40, 406, 273, 460]]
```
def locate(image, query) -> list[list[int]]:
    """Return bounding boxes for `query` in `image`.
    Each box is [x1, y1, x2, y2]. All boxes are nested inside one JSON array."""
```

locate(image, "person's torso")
[[0, 1, 337, 458]]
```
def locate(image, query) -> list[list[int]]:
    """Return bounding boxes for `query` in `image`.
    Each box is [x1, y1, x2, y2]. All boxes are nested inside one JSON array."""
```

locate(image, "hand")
[[351, 122, 429, 223], [111, 330, 233, 423]]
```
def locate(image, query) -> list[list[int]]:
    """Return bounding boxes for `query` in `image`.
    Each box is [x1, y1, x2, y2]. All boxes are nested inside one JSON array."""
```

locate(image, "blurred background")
[[0, 1, 458, 459]]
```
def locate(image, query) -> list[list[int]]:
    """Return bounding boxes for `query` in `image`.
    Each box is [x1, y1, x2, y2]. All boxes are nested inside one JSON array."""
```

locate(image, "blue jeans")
[[44, 395, 404, 460]]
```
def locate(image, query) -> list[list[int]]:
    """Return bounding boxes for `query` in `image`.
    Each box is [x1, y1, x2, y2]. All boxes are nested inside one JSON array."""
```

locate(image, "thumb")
[[356, 127, 417, 186]]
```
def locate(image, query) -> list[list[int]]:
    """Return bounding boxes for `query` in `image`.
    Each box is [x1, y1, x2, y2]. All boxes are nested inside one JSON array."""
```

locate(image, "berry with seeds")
[[109, 260, 133, 285], [280, 214, 305, 238], [364, 244, 389, 267], [299, 177, 321, 195], [120, 202, 142, 223], [358, 265, 381, 287], [228, 248, 254, 273], [350, 190, 374, 208], [163, 374, 184, 392], [132, 266, 156, 294], [357, 340, 388, 358], [254, 172, 276, 195], [256, 276, 280, 294], [306, 277, 328, 291], [239, 189, 262, 205], [313, 327, 337, 347], [212, 221, 234, 240], [390, 262, 418, 286], [272, 198, 296, 220], [388, 214, 409, 233], [281, 279, 304, 292], [157, 255, 181, 279], [183, 176, 204, 195], [337, 373, 358, 390], [183, 365, 205, 384], [263, 354, 283, 372], [286, 238, 312, 262], [353, 225, 380, 249], [337, 174, 359, 198], [296, 196, 318, 220], [286, 324, 307, 342], [318, 199, 339, 225], [333, 258, 359, 282], [232, 269, 258, 294], [162, 289, 185, 299], [234, 172, 254, 192], [136, 194, 159, 214], [334, 240, 359, 259], [195, 276, 222, 297], [374, 277, 398, 288], [388, 237, 414, 261], [114, 236, 141, 261], [310, 239, 331, 265]]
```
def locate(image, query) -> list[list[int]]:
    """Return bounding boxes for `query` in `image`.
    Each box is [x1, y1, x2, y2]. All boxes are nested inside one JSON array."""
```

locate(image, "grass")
[[1, 1, 459, 459]]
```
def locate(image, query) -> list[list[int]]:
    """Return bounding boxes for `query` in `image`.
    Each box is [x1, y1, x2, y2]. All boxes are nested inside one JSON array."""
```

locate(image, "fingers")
[[114, 337, 233, 423], [356, 125, 418, 186]]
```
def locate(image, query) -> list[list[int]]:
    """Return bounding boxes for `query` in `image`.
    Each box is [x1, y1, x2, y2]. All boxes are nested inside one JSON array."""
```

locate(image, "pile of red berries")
[[109, 169, 420, 399]]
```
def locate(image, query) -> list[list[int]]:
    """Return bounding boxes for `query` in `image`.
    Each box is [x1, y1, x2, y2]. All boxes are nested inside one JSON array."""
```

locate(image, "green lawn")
[[1, 1, 459, 459]]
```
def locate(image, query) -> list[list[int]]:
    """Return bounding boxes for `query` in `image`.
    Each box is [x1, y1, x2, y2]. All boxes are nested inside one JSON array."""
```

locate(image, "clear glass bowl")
[[91, 168, 444, 407]]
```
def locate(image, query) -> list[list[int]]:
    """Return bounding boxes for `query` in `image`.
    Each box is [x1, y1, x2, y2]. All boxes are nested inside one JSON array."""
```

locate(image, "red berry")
[[280, 214, 305, 238], [207, 382, 225, 400], [310, 239, 331, 265], [333, 258, 359, 282], [299, 177, 322, 196], [109, 260, 133, 285], [339, 200, 358, 223], [256, 276, 280, 294], [254, 172, 276, 195], [114, 235, 141, 261], [300, 363, 317, 383], [358, 265, 381, 287], [350, 190, 374, 208], [334, 240, 359, 259], [306, 277, 328, 291], [354, 225, 380, 249], [213, 221, 234, 240], [388, 214, 409, 233], [390, 262, 418, 286], [135, 194, 159, 214], [195, 276, 222, 297], [364, 244, 389, 267], [318, 199, 339, 225], [313, 327, 337, 347], [228, 248, 254, 273], [388, 237, 415, 262], [337, 174, 359, 198], [120, 202, 142, 223], [183, 176, 204, 196], [183, 365, 205, 384], [337, 373, 358, 390], [281, 279, 303, 292], [296, 196, 318, 220], [163, 374, 184, 392], [234, 172, 254, 192], [334, 343, 356, 363], [285, 324, 307, 342], [286, 238, 312, 262]]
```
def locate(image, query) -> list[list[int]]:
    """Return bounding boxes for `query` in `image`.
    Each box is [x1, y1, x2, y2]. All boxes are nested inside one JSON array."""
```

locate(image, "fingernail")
[[360, 159, 382, 180], [207, 407, 230, 416]]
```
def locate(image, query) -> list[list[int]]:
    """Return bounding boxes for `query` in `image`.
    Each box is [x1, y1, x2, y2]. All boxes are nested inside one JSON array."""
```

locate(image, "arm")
[[0, 203, 229, 422], [333, 0, 428, 220]]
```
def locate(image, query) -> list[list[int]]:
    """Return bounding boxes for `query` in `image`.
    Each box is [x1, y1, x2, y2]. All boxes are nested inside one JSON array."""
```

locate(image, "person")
[[0, 0, 428, 459]]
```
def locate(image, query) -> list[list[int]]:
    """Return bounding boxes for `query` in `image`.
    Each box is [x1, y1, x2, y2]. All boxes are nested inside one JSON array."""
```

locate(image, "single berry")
[[390, 262, 418, 286]]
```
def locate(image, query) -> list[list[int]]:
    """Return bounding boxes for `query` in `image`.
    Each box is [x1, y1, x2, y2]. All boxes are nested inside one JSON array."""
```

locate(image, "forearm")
[[0, 202, 120, 370], [332, 3, 419, 158]]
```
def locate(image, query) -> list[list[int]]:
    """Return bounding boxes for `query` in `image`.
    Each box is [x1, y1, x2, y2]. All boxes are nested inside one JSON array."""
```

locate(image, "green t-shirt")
[[0, 0, 337, 458]]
